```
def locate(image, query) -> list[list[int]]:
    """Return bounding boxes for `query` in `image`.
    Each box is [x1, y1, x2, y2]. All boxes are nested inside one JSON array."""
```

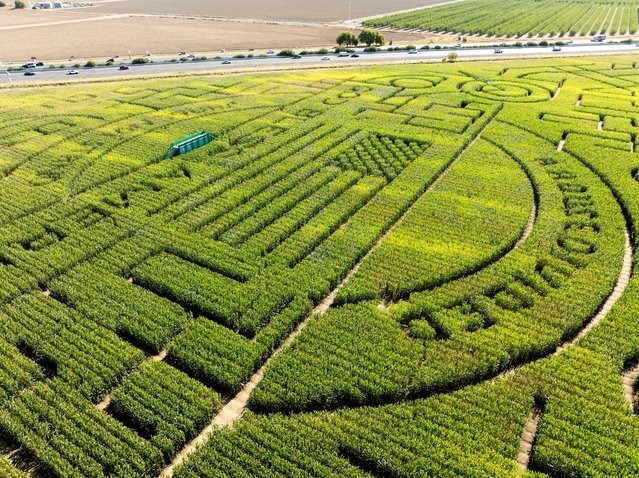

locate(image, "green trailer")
[[164, 131, 214, 159]]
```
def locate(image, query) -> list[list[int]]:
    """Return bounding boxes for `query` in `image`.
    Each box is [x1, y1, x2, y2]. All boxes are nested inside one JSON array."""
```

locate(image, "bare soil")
[[0, 8, 110, 26], [0, 15, 423, 63], [86, 0, 453, 23]]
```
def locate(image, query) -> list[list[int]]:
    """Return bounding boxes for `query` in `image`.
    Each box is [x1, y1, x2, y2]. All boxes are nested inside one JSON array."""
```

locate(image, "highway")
[[1, 41, 637, 84]]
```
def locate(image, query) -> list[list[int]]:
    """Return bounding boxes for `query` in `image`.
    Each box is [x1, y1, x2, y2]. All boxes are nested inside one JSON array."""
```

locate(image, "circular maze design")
[[0, 61, 636, 478], [390, 76, 443, 88], [461, 79, 551, 102]]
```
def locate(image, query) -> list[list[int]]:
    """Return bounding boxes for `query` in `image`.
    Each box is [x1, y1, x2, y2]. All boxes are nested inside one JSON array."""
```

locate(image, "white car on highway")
[[67, 70, 79, 75]]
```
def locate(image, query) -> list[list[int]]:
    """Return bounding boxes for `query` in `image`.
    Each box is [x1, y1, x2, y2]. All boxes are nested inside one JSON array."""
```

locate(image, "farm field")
[[0, 55, 638, 478], [0, 15, 422, 64], [365, 0, 639, 38], [84, 0, 447, 22], [0, 8, 424, 63]]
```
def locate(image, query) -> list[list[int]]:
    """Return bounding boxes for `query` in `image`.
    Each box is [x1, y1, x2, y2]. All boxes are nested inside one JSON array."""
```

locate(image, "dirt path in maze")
[[623, 365, 639, 410], [556, 228, 632, 353], [96, 349, 168, 411], [517, 406, 543, 473]]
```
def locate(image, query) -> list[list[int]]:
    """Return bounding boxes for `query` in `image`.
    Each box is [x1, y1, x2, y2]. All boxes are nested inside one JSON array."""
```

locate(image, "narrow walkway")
[[622, 365, 639, 410], [551, 82, 563, 100], [2, 445, 46, 478], [96, 348, 167, 411], [160, 115, 499, 478], [557, 229, 632, 352], [515, 201, 537, 249], [517, 407, 543, 473], [557, 139, 565, 151]]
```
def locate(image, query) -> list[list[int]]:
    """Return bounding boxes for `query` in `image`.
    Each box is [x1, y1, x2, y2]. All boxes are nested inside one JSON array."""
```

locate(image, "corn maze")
[[1, 57, 639, 477], [365, 0, 639, 38]]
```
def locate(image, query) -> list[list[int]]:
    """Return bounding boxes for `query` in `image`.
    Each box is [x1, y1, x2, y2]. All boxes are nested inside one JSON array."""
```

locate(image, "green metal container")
[[164, 131, 214, 159]]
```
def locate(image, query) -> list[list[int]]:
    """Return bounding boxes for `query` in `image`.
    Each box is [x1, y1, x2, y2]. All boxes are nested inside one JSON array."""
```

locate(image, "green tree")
[[359, 29, 385, 46], [336, 31, 358, 46], [447, 52, 459, 62], [14, 0, 25, 8]]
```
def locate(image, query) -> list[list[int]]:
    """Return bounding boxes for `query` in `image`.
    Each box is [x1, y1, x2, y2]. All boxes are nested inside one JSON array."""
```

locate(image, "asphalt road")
[[2, 42, 637, 84]]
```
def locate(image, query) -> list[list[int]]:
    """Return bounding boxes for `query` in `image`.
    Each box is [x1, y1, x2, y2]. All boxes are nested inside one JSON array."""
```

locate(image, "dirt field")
[[0, 8, 106, 27], [86, 0, 453, 22], [0, 15, 425, 63]]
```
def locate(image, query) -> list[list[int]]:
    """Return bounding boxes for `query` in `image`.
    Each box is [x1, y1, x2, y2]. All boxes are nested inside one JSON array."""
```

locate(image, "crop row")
[[0, 456, 27, 478], [364, 0, 639, 37], [0, 293, 143, 402], [176, 378, 532, 477], [409, 116, 624, 395], [0, 380, 162, 478], [336, 137, 533, 304], [109, 361, 221, 460], [332, 134, 426, 180]]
